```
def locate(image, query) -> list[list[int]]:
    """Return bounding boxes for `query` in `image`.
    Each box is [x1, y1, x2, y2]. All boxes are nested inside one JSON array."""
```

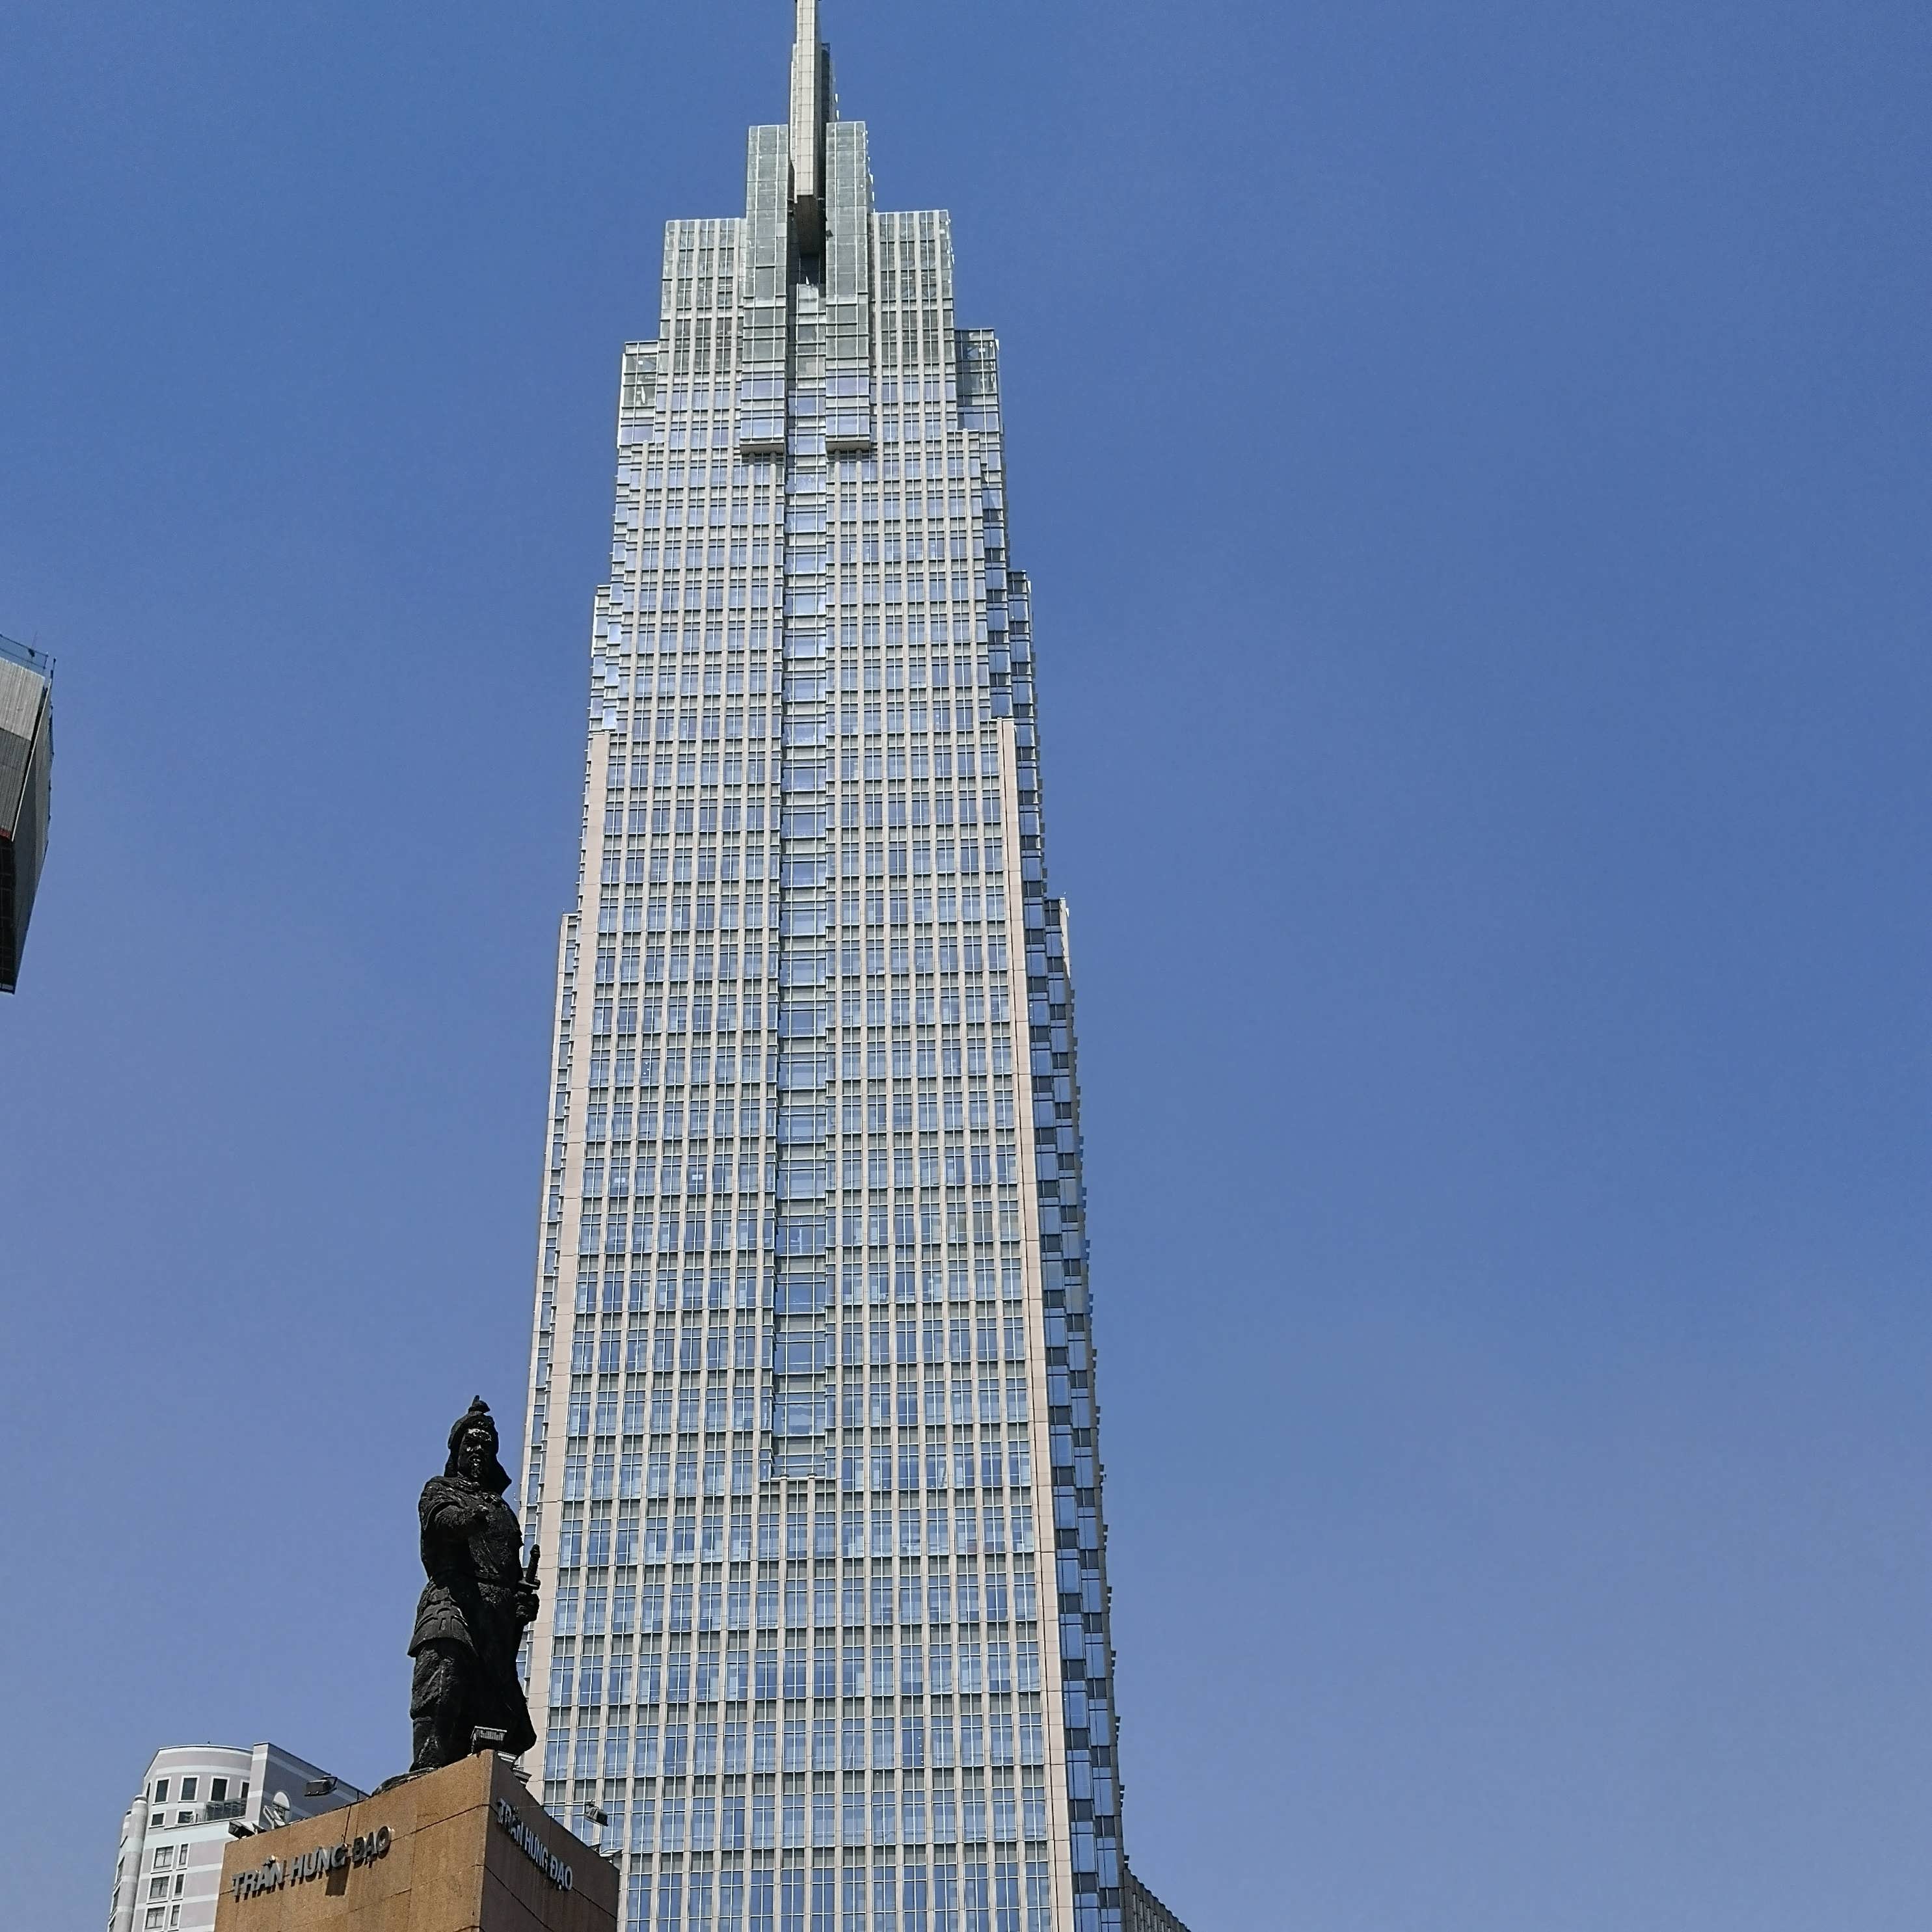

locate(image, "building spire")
[[788, 0, 829, 248]]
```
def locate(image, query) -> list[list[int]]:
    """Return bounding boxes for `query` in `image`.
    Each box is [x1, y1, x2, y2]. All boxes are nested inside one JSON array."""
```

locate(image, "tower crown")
[[788, 0, 831, 248]]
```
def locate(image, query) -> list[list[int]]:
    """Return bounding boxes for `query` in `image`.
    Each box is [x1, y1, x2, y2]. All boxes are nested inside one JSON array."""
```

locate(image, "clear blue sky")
[[4, 2, 1930, 1925]]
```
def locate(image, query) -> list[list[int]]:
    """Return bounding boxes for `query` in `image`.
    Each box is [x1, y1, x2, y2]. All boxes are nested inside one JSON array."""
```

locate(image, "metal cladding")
[[0, 635, 53, 994]]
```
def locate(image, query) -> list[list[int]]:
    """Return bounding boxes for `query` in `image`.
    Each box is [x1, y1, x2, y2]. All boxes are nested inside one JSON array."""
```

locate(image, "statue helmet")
[[444, 1397, 511, 1492]]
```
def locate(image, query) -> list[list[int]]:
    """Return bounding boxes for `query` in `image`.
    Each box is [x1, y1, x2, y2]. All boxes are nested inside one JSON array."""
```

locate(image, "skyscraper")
[[0, 631, 53, 994], [517, 9, 1168, 1932]]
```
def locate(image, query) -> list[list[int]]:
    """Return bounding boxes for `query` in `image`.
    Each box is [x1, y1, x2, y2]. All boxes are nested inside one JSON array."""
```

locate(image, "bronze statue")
[[408, 1398, 541, 1772]]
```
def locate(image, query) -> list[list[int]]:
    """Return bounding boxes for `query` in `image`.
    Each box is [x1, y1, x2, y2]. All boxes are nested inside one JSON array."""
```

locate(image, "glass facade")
[[517, 10, 1132, 1932]]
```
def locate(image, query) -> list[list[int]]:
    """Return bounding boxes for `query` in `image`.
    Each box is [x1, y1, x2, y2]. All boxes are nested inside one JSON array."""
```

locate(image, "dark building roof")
[[1126, 1870, 1196, 1932], [0, 634, 53, 993]]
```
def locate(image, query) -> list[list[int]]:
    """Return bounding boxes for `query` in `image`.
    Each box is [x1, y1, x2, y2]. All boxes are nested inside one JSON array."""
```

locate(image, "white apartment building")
[[107, 1742, 363, 1932]]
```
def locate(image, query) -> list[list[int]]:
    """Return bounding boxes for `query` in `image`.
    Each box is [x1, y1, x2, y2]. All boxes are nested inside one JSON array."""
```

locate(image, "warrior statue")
[[408, 1398, 541, 1772]]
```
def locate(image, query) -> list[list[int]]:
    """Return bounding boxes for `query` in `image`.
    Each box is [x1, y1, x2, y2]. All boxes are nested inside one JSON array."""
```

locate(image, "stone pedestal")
[[214, 1754, 618, 1932]]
